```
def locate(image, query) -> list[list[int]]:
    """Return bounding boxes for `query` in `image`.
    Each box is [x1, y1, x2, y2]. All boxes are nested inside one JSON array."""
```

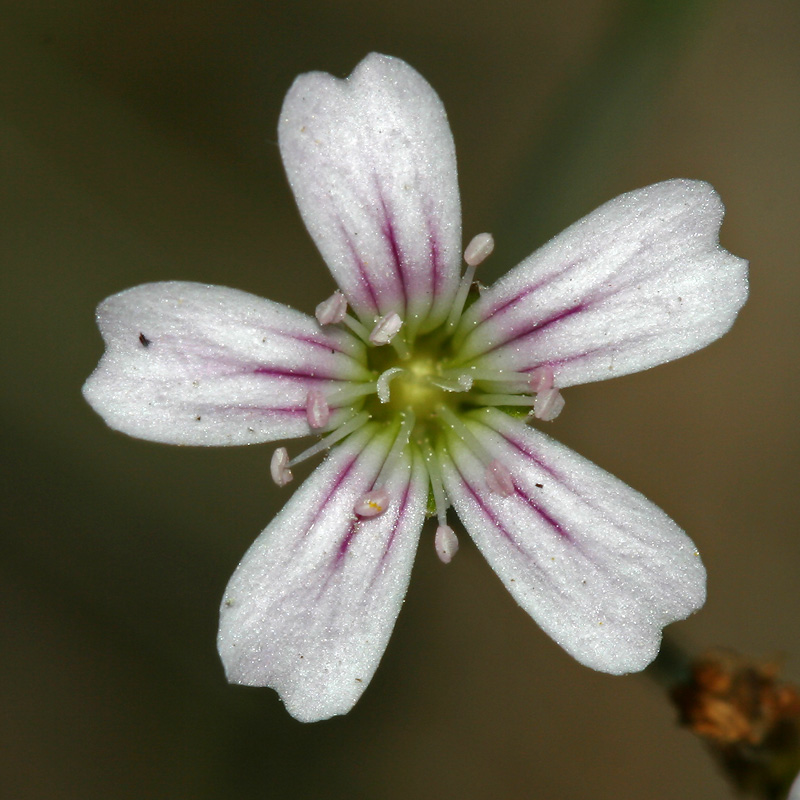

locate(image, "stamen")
[[485, 458, 515, 497], [446, 232, 495, 330], [529, 365, 555, 393], [369, 312, 403, 345], [421, 440, 451, 533], [430, 373, 473, 392], [305, 389, 330, 429], [434, 524, 459, 564], [436, 404, 494, 465], [463, 232, 495, 267], [473, 393, 534, 407], [326, 380, 378, 405], [270, 447, 293, 487], [315, 290, 347, 326], [533, 388, 565, 421], [341, 314, 372, 342], [288, 411, 371, 467], [354, 487, 390, 518], [437, 405, 516, 498], [375, 412, 415, 486], [440, 366, 530, 392], [377, 367, 404, 403], [390, 332, 410, 361]]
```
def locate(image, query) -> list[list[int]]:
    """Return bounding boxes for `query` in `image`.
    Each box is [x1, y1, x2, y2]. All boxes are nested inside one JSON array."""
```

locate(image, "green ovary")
[[364, 343, 464, 435], [389, 359, 444, 418]]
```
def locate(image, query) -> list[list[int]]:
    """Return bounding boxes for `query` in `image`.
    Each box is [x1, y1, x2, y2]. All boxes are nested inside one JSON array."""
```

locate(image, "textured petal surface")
[[438, 408, 706, 674], [217, 424, 428, 722], [279, 53, 461, 335], [83, 282, 369, 445], [452, 180, 748, 386]]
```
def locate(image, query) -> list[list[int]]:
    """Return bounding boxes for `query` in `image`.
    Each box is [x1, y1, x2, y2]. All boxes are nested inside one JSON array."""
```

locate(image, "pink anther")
[[529, 365, 555, 393], [435, 524, 459, 564], [315, 290, 347, 326], [533, 387, 565, 421], [270, 447, 293, 487], [368, 312, 403, 345], [464, 232, 495, 267], [354, 487, 390, 518], [305, 388, 330, 430], [485, 458, 515, 497]]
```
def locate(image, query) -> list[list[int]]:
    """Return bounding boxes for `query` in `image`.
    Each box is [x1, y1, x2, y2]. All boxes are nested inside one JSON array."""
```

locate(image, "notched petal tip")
[[279, 53, 462, 333], [441, 409, 707, 676], [218, 429, 429, 722], [457, 179, 748, 388]]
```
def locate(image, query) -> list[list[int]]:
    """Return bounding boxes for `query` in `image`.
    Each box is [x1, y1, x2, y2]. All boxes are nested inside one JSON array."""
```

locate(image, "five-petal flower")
[[83, 53, 748, 722]]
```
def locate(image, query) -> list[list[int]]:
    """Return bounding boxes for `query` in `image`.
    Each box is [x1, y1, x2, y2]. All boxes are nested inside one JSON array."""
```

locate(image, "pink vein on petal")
[[374, 180, 409, 317], [337, 218, 381, 314], [472, 256, 588, 325]]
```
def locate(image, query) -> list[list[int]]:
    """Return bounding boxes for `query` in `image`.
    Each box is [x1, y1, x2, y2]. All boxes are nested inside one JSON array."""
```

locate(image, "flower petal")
[[438, 407, 706, 674], [453, 180, 748, 386], [217, 424, 428, 722], [83, 282, 370, 445], [279, 53, 461, 336]]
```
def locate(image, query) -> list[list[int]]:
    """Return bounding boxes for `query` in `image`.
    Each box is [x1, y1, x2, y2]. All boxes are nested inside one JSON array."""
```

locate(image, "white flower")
[[83, 53, 748, 722]]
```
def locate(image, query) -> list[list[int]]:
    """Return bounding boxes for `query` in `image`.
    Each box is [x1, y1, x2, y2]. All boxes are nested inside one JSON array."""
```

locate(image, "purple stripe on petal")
[[278, 54, 461, 332], [337, 218, 382, 314], [469, 302, 587, 360], [374, 463, 416, 573], [428, 221, 443, 300], [470, 256, 588, 327], [440, 408, 707, 676], [375, 180, 409, 317], [218, 424, 426, 722], [454, 181, 747, 387]]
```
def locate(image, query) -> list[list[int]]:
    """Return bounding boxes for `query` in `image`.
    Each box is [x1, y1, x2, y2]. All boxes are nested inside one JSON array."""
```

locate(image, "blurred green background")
[[2, 1, 798, 798]]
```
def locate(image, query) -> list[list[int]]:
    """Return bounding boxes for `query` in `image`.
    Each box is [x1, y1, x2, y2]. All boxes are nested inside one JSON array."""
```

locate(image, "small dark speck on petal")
[[224, 598, 234, 607], [355, 678, 363, 682], [535, 483, 544, 488], [138, 332, 151, 347], [196, 416, 202, 421]]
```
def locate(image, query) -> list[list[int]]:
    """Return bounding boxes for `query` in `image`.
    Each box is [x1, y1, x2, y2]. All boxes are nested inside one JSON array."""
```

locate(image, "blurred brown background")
[[2, 1, 798, 798]]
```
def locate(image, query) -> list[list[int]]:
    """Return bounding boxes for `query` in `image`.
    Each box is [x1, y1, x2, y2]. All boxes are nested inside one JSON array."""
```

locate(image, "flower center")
[[386, 357, 446, 418], [365, 340, 458, 427]]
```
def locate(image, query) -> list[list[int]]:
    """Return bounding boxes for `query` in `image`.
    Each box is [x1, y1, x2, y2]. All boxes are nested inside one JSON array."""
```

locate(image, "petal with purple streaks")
[[279, 53, 461, 336], [452, 180, 748, 387], [217, 424, 427, 722], [438, 407, 706, 674], [82, 282, 369, 445]]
